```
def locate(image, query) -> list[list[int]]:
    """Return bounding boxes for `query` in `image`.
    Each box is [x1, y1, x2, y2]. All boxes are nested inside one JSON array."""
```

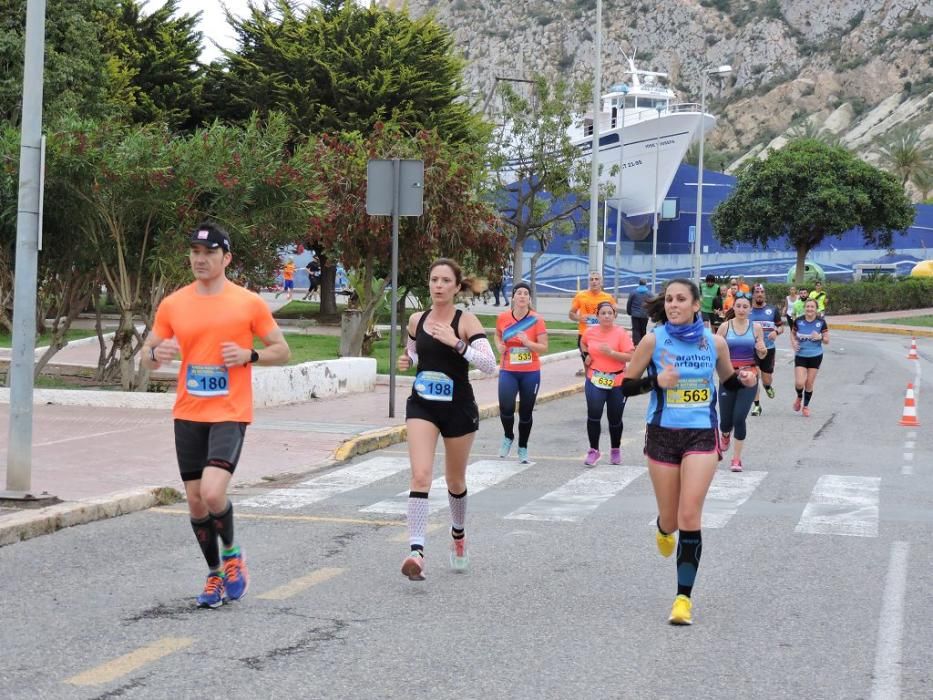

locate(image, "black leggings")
[[498, 370, 540, 448], [584, 379, 626, 449]]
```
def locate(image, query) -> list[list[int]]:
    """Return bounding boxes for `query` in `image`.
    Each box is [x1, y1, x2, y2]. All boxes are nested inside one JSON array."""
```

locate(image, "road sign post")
[[366, 159, 424, 418]]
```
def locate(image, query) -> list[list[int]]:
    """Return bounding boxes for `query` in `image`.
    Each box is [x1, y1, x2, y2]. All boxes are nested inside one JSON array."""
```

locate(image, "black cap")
[[189, 225, 230, 253], [511, 282, 531, 296]]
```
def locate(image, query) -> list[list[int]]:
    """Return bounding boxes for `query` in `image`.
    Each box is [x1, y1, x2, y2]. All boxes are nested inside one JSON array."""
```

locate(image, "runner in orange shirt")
[[494, 282, 548, 463], [569, 271, 616, 376], [276, 257, 296, 301], [142, 222, 290, 608], [580, 301, 635, 466]]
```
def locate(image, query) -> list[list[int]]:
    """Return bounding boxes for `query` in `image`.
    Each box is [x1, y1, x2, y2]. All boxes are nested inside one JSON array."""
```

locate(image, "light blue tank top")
[[794, 316, 828, 357], [725, 320, 757, 368], [646, 325, 719, 429]]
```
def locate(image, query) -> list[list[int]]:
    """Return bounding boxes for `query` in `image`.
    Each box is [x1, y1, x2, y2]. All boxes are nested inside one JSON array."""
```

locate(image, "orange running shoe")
[[802, 406, 811, 417], [401, 552, 425, 581]]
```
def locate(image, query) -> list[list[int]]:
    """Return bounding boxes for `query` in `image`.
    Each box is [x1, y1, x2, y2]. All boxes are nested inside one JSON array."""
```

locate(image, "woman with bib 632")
[[622, 279, 756, 625], [494, 283, 548, 463], [580, 301, 635, 466], [397, 259, 498, 581]]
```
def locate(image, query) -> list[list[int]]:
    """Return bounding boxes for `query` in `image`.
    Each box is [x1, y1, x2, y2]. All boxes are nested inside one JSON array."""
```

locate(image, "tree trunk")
[[319, 262, 337, 316], [511, 236, 525, 286], [529, 247, 545, 308], [794, 246, 809, 285], [339, 309, 365, 357]]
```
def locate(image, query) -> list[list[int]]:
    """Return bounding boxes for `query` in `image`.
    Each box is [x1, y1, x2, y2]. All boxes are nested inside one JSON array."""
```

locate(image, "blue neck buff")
[[665, 314, 705, 343], [635, 285, 649, 294]]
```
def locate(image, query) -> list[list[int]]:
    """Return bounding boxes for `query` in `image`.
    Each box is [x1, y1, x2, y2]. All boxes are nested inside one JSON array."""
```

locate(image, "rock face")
[[399, 0, 932, 193]]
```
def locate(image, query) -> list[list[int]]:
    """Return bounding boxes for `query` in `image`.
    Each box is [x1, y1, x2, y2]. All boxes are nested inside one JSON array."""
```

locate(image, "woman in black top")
[[396, 258, 497, 580]]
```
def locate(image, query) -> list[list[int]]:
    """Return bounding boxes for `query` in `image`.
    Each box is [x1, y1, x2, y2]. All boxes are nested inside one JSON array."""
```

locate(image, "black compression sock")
[[676, 530, 703, 598], [796, 387, 804, 398], [210, 501, 235, 548], [191, 515, 220, 570], [804, 390, 813, 406]]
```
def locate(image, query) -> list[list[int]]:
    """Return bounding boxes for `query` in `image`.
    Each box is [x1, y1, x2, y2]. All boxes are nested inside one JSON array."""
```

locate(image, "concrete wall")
[[0, 358, 376, 410]]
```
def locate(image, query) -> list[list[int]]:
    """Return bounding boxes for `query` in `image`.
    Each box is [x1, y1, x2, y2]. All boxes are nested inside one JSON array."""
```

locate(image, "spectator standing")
[[569, 272, 617, 377], [626, 278, 651, 345]]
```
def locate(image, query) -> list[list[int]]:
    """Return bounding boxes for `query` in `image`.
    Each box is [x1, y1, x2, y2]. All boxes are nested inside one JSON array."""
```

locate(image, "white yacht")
[[570, 56, 715, 219]]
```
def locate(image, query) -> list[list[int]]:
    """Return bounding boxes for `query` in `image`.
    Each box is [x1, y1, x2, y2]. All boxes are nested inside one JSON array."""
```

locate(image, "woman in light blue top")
[[622, 279, 757, 626], [717, 292, 767, 472]]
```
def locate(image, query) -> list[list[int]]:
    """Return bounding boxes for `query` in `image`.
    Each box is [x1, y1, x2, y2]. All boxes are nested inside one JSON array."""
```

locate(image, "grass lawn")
[[0, 329, 98, 349], [875, 315, 933, 328], [274, 302, 579, 331], [282, 331, 579, 374]]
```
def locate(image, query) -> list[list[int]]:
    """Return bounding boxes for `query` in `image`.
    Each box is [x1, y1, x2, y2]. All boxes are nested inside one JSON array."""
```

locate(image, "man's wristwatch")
[[455, 339, 467, 355], [149, 346, 157, 363], [249, 349, 260, 364]]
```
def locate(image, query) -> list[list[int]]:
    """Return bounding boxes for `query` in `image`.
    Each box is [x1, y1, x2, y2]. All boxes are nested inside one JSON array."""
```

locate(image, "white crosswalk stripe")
[[505, 466, 646, 523], [361, 459, 532, 515], [703, 471, 769, 529], [795, 475, 880, 537], [238, 457, 410, 510]]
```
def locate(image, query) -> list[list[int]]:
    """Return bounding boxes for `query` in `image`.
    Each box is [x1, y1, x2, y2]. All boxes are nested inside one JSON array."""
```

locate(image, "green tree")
[[309, 122, 506, 357], [876, 126, 933, 190], [492, 76, 591, 290], [98, 0, 206, 131], [712, 139, 915, 284], [212, 0, 484, 143]]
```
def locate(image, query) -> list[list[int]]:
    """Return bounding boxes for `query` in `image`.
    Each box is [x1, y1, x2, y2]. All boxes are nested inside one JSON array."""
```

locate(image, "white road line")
[[871, 541, 909, 700], [904, 441, 915, 449], [361, 459, 531, 515], [907, 431, 917, 440], [903, 453, 914, 461], [901, 464, 914, 476], [35, 427, 136, 448], [795, 475, 880, 537], [702, 470, 769, 528], [239, 457, 409, 509], [504, 466, 646, 523]]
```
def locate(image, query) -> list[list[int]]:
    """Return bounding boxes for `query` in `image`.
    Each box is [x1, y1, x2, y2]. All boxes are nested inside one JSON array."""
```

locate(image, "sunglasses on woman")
[[733, 292, 751, 300]]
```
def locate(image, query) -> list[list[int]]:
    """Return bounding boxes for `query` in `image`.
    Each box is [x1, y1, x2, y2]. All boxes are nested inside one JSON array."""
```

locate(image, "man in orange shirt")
[[142, 222, 290, 608], [569, 271, 616, 376], [276, 257, 296, 301]]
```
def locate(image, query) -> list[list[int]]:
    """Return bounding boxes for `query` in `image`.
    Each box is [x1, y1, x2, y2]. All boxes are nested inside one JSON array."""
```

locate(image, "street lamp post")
[[613, 85, 628, 300], [692, 64, 732, 286], [587, 0, 602, 274], [650, 105, 662, 293]]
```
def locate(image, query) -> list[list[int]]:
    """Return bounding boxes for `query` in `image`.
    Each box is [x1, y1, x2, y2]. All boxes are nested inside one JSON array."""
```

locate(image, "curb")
[[332, 379, 585, 462], [831, 323, 933, 338], [0, 486, 182, 548]]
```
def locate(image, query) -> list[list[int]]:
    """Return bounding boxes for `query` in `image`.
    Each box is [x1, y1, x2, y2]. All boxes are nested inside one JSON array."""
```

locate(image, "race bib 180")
[[186, 364, 229, 397]]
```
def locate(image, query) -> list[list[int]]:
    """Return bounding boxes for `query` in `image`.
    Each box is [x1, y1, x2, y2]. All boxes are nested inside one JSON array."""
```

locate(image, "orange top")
[[570, 290, 616, 335], [153, 281, 278, 423], [283, 261, 296, 281], [496, 311, 547, 372], [583, 324, 634, 387]]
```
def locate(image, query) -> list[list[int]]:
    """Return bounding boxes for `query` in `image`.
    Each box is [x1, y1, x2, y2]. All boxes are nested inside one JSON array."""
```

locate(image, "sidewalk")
[[827, 308, 933, 338], [0, 353, 585, 546]]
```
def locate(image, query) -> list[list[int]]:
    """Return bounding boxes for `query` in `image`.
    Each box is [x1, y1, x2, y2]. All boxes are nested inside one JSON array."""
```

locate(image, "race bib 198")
[[414, 371, 454, 402], [666, 378, 712, 407], [186, 364, 229, 397]]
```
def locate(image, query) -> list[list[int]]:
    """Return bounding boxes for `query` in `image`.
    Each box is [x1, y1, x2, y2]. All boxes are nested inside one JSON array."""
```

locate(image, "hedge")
[[745, 278, 933, 314]]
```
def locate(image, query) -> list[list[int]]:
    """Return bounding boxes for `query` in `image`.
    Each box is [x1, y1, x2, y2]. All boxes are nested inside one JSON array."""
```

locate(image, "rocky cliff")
[[395, 0, 932, 193]]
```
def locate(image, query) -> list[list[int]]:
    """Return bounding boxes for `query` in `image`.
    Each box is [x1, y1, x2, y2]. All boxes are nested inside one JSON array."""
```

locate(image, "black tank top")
[[412, 309, 474, 403]]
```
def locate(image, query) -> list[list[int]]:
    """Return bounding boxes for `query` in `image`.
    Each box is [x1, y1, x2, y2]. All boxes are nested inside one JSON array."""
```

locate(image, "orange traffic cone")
[[907, 337, 919, 360], [899, 383, 920, 426]]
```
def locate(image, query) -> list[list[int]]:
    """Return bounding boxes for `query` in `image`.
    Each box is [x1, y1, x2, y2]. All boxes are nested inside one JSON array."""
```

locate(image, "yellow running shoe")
[[668, 594, 693, 625], [656, 528, 675, 558]]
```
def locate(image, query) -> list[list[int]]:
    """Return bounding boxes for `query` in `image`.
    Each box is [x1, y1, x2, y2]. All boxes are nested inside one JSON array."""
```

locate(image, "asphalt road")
[[1, 331, 930, 700]]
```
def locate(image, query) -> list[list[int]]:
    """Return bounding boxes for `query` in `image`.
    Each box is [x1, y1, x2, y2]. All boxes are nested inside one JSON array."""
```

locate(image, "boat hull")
[[573, 112, 714, 217]]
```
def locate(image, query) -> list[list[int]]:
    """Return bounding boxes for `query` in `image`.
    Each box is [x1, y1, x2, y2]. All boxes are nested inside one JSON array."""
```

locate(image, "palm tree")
[[912, 168, 933, 202], [786, 118, 843, 147], [876, 127, 933, 188]]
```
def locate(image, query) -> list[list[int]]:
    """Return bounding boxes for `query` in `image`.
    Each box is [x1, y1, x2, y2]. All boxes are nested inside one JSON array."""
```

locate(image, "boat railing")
[[667, 102, 702, 114]]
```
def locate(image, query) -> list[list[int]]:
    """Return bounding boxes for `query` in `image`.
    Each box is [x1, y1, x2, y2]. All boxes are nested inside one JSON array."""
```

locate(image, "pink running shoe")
[[401, 552, 425, 581], [449, 538, 469, 572], [802, 406, 811, 417], [730, 458, 743, 472], [793, 397, 802, 412], [584, 448, 601, 467], [720, 432, 731, 452], [610, 448, 622, 465]]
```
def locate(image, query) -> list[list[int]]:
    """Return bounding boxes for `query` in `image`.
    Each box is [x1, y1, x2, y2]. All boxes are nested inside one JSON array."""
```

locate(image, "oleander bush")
[[748, 278, 933, 315]]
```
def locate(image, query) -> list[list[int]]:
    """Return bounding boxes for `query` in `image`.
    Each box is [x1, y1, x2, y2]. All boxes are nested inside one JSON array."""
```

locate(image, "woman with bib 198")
[[396, 259, 498, 581], [494, 283, 548, 463], [622, 279, 756, 625]]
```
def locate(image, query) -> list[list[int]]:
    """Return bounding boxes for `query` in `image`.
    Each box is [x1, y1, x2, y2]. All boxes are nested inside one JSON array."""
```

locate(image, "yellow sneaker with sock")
[[656, 529, 675, 558], [668, 594, 693, 625]]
